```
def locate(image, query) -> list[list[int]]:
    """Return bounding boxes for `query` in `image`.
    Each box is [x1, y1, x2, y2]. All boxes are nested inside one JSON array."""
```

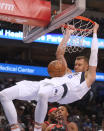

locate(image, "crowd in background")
[[0, 78, 104, 131]]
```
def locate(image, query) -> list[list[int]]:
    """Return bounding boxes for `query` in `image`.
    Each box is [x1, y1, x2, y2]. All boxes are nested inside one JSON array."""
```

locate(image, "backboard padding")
[[23, 0, 86, 43]]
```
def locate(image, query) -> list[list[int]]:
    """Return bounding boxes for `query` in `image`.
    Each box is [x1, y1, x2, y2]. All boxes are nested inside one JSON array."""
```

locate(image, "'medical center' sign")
[[0, 63, 104, 82]]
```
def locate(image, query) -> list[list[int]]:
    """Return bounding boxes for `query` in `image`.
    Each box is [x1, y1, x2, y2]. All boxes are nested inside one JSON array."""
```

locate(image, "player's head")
[[48, 107, 57, 120], [56, 105, 71, 121], [74, 56, 89, 72], [48, 60, 67, 77]]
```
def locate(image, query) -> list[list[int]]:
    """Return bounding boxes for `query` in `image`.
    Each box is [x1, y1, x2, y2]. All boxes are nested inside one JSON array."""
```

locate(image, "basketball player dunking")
[[0, 23, 99, 131]]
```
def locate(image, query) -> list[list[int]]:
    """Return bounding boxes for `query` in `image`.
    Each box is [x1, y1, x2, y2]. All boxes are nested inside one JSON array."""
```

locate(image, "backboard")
[[23, 0, 86, 43]]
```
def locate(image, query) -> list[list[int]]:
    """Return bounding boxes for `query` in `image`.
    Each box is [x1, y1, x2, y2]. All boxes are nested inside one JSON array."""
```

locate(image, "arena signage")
[[0, 63, 104, 82], [0, 63, 49, 76], [0, 29, 104, 48]]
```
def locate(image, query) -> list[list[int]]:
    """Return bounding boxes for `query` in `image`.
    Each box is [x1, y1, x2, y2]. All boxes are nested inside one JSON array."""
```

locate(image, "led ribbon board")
[[0, 63, 104, 81], [0, 29, 104, 48], [0, 63, 49, 76]]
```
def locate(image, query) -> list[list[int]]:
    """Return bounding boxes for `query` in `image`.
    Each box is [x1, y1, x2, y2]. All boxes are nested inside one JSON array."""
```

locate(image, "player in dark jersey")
[[42, 107, 57, 131], [46, 105, 78, 131]]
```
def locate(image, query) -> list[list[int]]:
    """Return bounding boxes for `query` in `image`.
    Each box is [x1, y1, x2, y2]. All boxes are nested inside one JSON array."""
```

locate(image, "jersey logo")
[[54, 89, 58, 96], [68, 72, 79, 79], [68, 75, 73, 79]]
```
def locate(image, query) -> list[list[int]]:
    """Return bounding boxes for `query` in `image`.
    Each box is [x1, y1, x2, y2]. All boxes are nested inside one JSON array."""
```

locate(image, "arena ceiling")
[[0, 0, 104, 80]]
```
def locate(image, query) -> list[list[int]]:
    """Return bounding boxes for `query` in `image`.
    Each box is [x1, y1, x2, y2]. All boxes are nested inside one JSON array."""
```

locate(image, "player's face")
[[57, 106, 68, 118], [49, 110, 57, 119], [74, 59, 88, 72]]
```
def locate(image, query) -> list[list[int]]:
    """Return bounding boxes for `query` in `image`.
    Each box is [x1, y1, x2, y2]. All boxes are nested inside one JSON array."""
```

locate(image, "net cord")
[[61, 16, 95, 53]]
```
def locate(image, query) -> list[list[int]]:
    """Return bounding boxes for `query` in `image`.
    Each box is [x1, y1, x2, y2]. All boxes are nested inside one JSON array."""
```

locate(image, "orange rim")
[[62, 16, 95, 32], [75, 16, 95, 25]]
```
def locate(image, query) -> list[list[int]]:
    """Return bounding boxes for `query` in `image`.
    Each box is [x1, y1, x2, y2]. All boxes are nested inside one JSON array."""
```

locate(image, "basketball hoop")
[[61, 16, 95, 53]]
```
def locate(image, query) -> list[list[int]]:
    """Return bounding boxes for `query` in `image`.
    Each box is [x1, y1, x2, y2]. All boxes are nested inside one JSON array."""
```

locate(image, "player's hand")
[[93, 22, 99, 33], [66, 25, 75, 34]]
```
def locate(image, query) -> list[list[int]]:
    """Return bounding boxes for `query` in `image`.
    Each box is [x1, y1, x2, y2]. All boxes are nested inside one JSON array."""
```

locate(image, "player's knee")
[[38, 92, 48, 101], [0, 92, 9, 102]]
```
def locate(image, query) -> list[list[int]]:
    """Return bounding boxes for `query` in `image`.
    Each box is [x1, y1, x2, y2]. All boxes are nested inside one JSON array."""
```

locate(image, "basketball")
[[48, 60, 67, 77]]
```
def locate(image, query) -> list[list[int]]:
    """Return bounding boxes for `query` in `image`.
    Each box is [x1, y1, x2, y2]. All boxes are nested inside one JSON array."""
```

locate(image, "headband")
[[48, 107, 57, 114]]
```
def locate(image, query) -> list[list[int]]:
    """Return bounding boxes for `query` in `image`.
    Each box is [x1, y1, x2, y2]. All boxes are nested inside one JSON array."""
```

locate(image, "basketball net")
[[61, 16, 95, 53]]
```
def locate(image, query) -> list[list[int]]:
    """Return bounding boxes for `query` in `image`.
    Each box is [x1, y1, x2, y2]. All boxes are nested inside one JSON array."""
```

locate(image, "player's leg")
[[0, 85, 21, 131], [0, 80, 40, 131], [34, 84, 64, 131], [34, 85, 54, 131]]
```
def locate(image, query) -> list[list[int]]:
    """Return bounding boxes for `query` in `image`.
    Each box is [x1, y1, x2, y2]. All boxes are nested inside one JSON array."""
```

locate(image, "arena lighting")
[[0, 63, 104, 82], [0, 29, 104, 48]]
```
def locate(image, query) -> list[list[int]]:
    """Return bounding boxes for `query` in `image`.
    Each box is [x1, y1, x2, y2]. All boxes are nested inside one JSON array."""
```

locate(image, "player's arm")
[[56, 28, 74, 73], [56, 28, 71, 59], [67, 122, 78, 131], [85, 22, 99, 87]]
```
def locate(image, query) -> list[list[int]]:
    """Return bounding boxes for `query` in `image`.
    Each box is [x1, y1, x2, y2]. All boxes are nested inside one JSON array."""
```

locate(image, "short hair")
[[59, 104, 72, 115], [75, 56, 89, 64]]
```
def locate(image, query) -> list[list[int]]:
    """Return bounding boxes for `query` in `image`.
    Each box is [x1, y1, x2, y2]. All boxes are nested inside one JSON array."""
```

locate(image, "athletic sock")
[[34, 122, 42, 131], [34, 128, 42, 131], [10, 124, 20, 131], [11, 129, 20, 131]]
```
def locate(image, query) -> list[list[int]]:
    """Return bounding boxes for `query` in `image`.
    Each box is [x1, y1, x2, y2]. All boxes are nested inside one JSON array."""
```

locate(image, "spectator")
[[42, 107, 57, 131], [101, 118, 104, 131], [83, 118, 92, 130], [0, 118, 9, 131]]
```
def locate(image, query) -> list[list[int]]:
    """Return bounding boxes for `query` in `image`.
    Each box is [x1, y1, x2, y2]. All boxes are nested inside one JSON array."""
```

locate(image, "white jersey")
[[39, 72, 90, 104], [15, 72, 90, 104], [40, 72, 82, 88], [16, 72, 81, 88]]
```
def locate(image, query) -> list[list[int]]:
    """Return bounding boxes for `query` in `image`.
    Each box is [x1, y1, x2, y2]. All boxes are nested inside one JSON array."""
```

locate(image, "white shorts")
[[1, 80, 40, 101], [1, 80, 64, 102]]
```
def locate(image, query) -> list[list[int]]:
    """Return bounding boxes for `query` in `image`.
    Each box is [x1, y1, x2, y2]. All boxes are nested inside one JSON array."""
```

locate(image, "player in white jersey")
[[0, 23, 99, 131]]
